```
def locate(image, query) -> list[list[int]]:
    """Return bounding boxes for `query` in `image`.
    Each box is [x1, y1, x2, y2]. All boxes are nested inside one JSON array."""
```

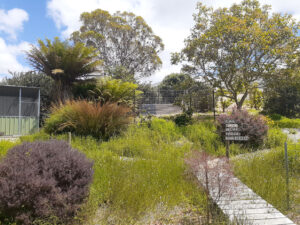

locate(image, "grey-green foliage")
[[71, 10, 164, 80]]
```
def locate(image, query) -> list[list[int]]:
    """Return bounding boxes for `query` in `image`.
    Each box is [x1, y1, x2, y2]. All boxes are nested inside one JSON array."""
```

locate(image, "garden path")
[[196, 158, 296, 225]]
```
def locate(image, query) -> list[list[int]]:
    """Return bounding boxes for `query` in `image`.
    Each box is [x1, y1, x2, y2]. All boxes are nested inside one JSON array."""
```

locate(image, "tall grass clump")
[[0, 140, 19, 159], [149, 118, 180, 143], [233, 147, 300, 214], [100, 119, 186, 159], [184, 121, 225, 155], [70, 124, 206, 224], [263, 128, 288, 149], [44, 100, 131, 140]]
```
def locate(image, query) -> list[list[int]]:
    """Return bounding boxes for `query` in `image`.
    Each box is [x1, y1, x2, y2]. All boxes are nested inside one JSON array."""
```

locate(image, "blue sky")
[[0, 0, 300, 83], [0, 0, 58, 42]]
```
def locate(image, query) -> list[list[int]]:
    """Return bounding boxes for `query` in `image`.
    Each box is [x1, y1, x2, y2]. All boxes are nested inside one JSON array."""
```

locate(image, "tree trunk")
[[53, 81, 73, 103], [236, 91, 248, 110]]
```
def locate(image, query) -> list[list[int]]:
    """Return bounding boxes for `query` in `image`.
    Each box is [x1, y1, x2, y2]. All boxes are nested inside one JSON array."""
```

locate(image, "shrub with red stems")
[[217, 108, 268, 147]]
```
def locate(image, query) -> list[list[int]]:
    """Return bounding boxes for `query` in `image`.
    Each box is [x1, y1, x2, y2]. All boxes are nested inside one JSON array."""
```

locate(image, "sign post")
[[224, 120, 249, 158]]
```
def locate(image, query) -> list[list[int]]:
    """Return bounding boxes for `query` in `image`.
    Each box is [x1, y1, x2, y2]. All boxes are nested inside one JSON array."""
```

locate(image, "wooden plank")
[[196, 158, 296, 225]]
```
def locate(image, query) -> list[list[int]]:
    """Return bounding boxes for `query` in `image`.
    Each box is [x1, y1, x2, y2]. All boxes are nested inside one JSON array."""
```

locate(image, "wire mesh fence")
[[0, 86, 40, 136], [136, 88, 216, 116]]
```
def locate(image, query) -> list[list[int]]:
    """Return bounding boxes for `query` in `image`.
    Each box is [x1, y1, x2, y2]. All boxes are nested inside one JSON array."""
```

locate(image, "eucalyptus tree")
[[71, 10, 164, 81], [26, 37, 101, 102], [172, 0, 300, 109]]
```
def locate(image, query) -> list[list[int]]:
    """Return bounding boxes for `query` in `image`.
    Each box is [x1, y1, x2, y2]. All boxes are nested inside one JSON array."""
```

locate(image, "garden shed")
[[0, 85, 40, 136]]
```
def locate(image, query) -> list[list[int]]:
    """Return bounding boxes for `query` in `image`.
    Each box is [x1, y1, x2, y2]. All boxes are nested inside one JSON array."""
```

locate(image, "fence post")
[[284, 141, 290, 210], [37, 88, 40, 132], [133, 89, 136, 123], [68, 132, 72, 145], [226, 140, 230, 158], [18, 88, 22, 135], [212, 89, 216, 121]]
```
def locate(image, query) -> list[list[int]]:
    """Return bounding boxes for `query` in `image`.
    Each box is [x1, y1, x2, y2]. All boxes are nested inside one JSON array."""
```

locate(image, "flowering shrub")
[[217, 108, 268, 146], [0, 140, 93, 225]]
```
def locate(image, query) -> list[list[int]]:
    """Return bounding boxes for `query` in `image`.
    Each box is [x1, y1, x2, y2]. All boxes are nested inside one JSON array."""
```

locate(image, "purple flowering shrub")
[[0, 140, 93, 225], [217, 108, 268, 146]]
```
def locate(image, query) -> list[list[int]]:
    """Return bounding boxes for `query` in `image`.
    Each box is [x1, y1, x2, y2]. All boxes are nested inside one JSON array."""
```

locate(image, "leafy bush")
[[89, 77, 142, 107], [263, 82, 300, 118], [272, 116, 300, 128], [217, 108, 268, 147], [0, 140, 19, 159], [263, 128, 287, 149], [44, 100, 131, 140], [269, 113, 282, 121], [0, 140, 93, 225], [174, 113, 192, 126]]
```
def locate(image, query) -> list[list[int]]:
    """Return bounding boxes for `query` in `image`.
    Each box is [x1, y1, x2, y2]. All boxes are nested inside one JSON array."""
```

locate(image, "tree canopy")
[[172, 0, 300, 109], [159, 73, 194, 91], [71, 10, 164, 81], [26, 37, 101, 102]]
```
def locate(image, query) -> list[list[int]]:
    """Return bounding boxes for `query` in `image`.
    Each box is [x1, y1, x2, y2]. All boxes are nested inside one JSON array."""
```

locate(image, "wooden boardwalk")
[[196, 158, 296, 225]]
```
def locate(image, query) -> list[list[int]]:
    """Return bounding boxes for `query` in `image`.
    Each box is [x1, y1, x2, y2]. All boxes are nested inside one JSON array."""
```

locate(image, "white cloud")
[[47, 0, 136, 38], [0, 38, 31, 76], [0, 8, 29, 40], [46, 0, 300, 83]]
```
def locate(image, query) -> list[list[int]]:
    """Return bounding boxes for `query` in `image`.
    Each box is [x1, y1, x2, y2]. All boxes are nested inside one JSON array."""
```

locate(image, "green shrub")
[[273, 117, 300, 128], [174, 113, 192, 126], [263, 128, 287, 149], [0, 140, 19, 159], [269, 113, 282, 121], [44, 100, 131, 140], [89, 77, 142, 107], [0, 140, 93, 225], [20, 130, 51, 143]]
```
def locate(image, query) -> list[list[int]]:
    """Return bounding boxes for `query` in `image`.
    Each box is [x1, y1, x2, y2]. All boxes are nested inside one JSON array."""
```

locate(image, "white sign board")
[[224, 120, 249, 141]]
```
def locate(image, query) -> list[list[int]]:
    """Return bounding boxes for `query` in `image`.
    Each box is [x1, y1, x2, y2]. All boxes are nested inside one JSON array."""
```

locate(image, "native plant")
[[217, 108, 268, 147], [248, 84, 263, 110], [89, 77, 142, 108], [172, 0, 300, 109], [72, 10, 164, 80], [26, 37, 101, 102], [44, 100, 131, 140], [0, 140, 93, 225]]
